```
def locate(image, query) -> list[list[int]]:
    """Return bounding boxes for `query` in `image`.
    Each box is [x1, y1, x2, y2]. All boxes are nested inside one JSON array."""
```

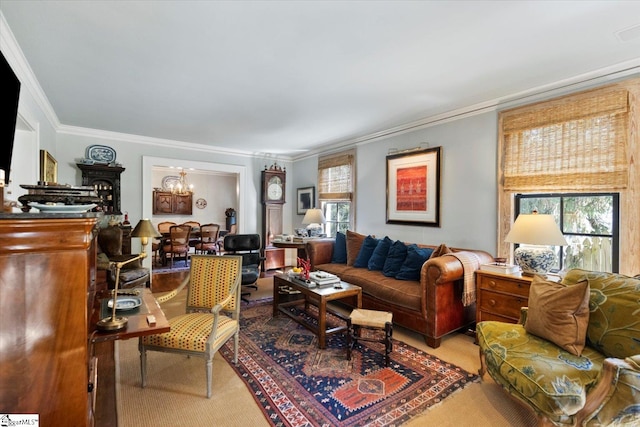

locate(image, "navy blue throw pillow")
[[331, 231, 347, 264], [368, 236, 393, 271], [396, 244, 434, 281], [383, 240, 407, 277], [353, 235, 379, 268]]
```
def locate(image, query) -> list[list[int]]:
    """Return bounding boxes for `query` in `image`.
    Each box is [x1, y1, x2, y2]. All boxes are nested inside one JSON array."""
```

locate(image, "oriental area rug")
[[219, 300, 478, 427]]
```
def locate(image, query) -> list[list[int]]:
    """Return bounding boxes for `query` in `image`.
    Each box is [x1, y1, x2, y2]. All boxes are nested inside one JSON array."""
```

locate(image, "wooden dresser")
[[476, 270, 533, 324], [0, 213, 101, 426]]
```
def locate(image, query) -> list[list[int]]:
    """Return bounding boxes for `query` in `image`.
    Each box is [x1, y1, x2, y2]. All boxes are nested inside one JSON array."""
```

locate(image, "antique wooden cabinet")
[[78, 163, 125, 214], [0, 213, 101, 426], [152, 190, 193, 215]]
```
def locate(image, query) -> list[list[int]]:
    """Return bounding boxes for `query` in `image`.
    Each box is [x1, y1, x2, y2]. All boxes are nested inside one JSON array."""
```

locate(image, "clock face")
[[267, 182, 283, 200], [263, 170, 285, 204]]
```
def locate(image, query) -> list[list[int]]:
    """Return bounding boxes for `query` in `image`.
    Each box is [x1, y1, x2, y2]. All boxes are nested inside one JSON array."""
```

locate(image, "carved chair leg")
[[384, 322, 393, 367], [478, 347, 486, 377]]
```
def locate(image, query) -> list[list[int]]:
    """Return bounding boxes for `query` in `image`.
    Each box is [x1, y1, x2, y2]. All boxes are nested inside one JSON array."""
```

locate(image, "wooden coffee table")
[[273, 273, 362, 349]]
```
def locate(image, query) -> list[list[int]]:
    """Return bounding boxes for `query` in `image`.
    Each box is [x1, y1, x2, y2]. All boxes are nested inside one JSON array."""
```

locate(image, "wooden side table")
[[476, 270, 533, 324]]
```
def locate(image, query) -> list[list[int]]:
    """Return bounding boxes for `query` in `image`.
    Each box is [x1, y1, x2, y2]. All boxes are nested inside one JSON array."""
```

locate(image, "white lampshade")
[[505, 212, 567, 275], [302, 208, 326, 226], [505, 213, 568, 246]]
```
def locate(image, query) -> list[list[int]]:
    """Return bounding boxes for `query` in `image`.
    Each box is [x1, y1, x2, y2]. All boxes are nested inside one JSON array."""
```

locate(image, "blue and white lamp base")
[[513, 246, 556, 276]]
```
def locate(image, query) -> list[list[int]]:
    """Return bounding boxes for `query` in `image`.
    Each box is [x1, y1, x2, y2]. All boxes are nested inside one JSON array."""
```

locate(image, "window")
[[322, 201, 351, 237], [497, 78, 639, 275], [515, 193, 619, 273], [317, 150, 355, 237]]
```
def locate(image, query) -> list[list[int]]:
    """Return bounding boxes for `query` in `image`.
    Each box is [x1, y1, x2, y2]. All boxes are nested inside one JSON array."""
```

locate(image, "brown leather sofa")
[[306, 237, 492, 348]]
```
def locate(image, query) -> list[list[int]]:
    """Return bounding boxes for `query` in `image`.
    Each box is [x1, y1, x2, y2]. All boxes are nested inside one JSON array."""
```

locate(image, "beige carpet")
[[117, 278, 537, 426]]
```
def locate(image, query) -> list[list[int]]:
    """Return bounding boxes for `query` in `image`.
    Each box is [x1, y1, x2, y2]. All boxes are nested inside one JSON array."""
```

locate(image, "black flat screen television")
[[1, 50, 21, 184]]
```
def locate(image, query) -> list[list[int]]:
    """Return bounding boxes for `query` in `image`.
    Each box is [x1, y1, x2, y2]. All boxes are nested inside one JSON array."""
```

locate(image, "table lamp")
[[132, 218, 161, 286], [132, 218, 161, 255], [504, 210, 568, 276], [302, 208, 325, 236]]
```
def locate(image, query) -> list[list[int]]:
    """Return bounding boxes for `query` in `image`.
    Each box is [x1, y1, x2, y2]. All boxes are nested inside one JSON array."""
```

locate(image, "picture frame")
[[297, 186, 315, 215], [40, 150, 58, 184], [386, 146, 441, 227]]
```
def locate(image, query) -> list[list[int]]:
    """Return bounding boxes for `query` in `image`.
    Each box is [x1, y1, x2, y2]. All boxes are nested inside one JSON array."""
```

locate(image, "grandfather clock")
[[262, 164, 286, 271]]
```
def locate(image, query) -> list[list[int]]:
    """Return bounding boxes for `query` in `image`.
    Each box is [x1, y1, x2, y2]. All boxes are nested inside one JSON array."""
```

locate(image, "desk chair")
[[97, 225, 149, 289], [223, 234, 263, 301]]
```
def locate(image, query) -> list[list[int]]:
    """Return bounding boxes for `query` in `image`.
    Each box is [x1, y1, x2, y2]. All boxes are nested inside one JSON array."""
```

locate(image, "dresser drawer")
[[477, 309, 518, 324], [478, 274, 529, 297], [478, 289, 528, 320]]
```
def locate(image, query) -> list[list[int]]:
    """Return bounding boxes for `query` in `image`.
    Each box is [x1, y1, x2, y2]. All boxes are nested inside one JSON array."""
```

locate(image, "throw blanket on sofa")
[[444, 251, 481, 306]]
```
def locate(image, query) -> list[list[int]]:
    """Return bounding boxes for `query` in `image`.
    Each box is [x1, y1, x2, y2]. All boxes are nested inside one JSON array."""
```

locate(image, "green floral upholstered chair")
[[139, 255, 242, 398], [476, 269, 640, 426]]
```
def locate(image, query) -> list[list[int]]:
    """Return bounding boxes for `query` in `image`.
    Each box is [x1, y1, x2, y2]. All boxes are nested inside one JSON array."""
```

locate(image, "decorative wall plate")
[[161, 175, 181, 191], [195, 198, 207, 209], [86, 145, 116, 164]]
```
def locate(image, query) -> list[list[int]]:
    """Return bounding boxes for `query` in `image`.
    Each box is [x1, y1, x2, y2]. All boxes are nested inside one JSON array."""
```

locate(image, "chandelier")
[[171, 169, 193, 194]]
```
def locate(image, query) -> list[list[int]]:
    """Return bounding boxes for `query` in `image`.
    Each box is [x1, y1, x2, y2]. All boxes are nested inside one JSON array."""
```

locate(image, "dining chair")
[[194, 223, 220, 254], [162, 224, 192, 268], [183, 221, 201, 250], [139, 255, 242, 398], [155, 221, 176, 264]]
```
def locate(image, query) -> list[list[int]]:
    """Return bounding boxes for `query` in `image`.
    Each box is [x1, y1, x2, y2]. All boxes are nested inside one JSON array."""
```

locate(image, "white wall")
[[288, 112, 498, 256], [354, 112, 497, 254]]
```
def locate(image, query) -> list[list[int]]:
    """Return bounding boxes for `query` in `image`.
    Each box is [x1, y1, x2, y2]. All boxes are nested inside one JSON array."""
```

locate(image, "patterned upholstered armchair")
[[476, 269, 640, 426], [138, 255, 242, 398]]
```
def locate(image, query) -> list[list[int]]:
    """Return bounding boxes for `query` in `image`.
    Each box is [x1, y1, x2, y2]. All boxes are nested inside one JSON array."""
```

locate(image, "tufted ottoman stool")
[[347, 308, 393, 366]]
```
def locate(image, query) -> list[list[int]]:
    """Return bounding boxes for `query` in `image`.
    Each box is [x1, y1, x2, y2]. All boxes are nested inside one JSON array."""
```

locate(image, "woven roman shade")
[[318, 150, 354, 201], [501, 87, 630, 191]]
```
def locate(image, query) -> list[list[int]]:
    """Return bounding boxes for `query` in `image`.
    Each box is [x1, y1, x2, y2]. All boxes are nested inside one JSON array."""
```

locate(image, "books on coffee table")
[[309, 271, 340, 287]]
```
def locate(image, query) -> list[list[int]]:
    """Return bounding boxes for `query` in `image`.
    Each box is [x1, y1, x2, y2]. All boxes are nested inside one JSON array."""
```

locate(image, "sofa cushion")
[[429, 243, 452, 258], [346, 230, 367, 266], [383, 240, 407, 277], [331, 231, 347, 264], [477, 321, 604, 420], [354, 235, 379, 268], [396, 244, 434, 281], [525, 276, 590, 356], [368, 236, 393, 271], [562, 269, 640, 359], [337, 267, 422, 311]]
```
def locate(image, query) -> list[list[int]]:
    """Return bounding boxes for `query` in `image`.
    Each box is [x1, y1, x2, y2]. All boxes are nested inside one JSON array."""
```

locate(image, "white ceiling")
[[2, 1, 640, 158]]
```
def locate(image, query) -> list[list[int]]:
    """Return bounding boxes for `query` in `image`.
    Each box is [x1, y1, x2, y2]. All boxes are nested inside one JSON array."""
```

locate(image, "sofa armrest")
[[576, 355, 640, 426], [306, 239, 335, 270], [422, 256, 466, 285]]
